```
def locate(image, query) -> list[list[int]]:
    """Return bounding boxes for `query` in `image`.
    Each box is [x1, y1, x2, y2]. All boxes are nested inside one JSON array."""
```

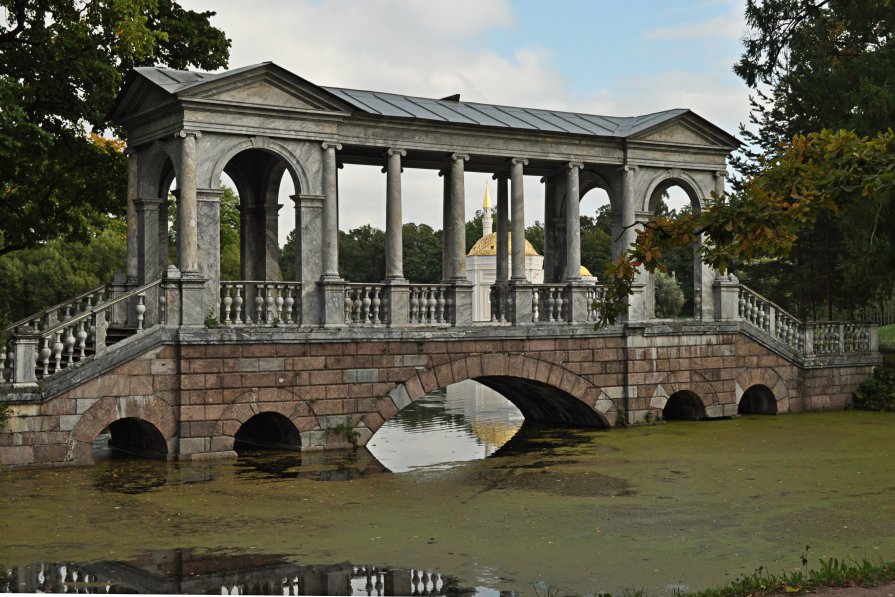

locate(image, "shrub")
[[655, 270, 685, 318], [853, 365, 895, 411]]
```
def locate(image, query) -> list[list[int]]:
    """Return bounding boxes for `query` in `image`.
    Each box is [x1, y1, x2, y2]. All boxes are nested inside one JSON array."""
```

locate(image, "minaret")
[[482, 180, 493, 236]]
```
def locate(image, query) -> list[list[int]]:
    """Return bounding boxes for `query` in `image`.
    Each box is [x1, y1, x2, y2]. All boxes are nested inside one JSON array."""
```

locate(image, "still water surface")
[[2, 382, 895, 595]]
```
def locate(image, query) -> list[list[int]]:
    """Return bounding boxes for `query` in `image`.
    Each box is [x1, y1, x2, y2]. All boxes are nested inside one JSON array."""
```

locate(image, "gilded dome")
[[580, 264, 593, 277], [468, 232, 540, 257]]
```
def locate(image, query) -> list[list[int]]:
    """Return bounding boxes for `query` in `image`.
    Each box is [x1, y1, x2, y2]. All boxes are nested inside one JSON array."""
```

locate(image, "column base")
[[508, 282, 535, 325], [317, 279, 347, 327]]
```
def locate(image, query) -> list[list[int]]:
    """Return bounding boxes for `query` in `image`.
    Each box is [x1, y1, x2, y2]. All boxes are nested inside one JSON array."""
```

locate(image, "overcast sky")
[[181, 0, 751, 243]]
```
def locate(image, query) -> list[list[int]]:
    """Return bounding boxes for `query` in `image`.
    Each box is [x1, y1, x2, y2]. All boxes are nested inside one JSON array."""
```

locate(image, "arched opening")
[[648, 181, 701, 319], [220, 148, 300, 283], [577, 187, 612, 281], [233, 412, 302, 453], [97, 417, 168, 459], [663, 391, 707, 421], [739, 385, 778, 415], [367, 376, 607, 472]]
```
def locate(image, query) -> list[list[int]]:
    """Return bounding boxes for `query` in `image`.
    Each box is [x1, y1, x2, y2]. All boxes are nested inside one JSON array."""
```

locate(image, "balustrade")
[[409, 284, 449, 325], [344, 284, 385, 325], [585, 284, 605, 323], [1, 280, 161, 385], [738, 286, 803, 351], [533, 285, 569, 323], [219, 282, 300, 326]]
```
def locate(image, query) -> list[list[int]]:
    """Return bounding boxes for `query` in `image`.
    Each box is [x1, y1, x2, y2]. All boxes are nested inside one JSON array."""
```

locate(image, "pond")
[[2, 381, 894, 595]]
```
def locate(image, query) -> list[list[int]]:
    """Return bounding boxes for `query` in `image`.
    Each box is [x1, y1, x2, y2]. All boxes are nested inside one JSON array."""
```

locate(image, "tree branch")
[[0, 0, 27, 44]]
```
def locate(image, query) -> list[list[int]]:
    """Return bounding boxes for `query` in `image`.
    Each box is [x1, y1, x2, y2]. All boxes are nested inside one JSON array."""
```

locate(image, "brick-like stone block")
[[389, 385, 411, 411], [1, 445, 34, 466], [242, 344, 277, 357], [310, 343, 344, 356], [181, 405, 205, 422], [326, 384, 350, 399], [205, 344, 241, 358], [347, 368, 379, 383], [309, 370, 342, 386], [481, 353, 508, 376], [433, 362, 454, 389]]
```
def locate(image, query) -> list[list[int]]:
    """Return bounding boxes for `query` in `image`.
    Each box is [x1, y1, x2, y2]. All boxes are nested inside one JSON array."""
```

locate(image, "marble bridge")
[[0, 63, 880, 468]]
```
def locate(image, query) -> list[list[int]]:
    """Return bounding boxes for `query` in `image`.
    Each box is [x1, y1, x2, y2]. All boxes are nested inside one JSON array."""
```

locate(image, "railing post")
[[508, 282, 534, 325], [107, 271, 130, 327], [713, 272, 741, 321], [870, 323, 879, 351], [451, 282, 473, 326], [566, 283, 590, 324], [162, 265, 182, 326], [803, 324, 815, 357], [385, 282, 409, 327], [11, 329, 38, 387], [319, 281, 347, 328]]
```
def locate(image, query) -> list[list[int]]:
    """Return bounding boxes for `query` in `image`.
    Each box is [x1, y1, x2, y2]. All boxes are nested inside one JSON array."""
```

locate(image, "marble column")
[[449, 153, 469, 281], [264, 200, 281, 280], [385, 148, 406, 281], [564, 161, 583, 281], [320, 142, 342, 280], [542, 176, 554, 283], [197, 187, 223, 318], [495, 173, 509, 284], [292, 193, 325, 326], [619, 165, 645, 321], [440, 169, 451, 282], [135, 197, 163, 284], [510, 158, 528, 282], [126, 150, 139, 283], [176, 130, 200, 275]]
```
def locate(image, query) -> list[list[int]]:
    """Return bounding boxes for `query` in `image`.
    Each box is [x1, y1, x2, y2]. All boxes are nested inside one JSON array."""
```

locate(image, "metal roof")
[[128, 64, 728, 142]]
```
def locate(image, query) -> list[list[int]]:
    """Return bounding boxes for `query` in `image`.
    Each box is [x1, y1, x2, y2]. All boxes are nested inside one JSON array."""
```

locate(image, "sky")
[[181, 0, 752, 244]]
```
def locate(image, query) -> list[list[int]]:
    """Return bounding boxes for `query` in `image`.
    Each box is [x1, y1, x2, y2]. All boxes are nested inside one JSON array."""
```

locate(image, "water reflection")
[[0, 550, 470, 595], [368, 380, 524, 473]]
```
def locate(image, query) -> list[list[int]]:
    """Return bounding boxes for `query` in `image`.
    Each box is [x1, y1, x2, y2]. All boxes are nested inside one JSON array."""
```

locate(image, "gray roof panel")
[[126, 65, 738, 146]]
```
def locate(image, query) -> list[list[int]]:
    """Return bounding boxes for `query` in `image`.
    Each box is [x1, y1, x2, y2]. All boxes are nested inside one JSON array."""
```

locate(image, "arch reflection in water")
[[368, 380, 524, 473]]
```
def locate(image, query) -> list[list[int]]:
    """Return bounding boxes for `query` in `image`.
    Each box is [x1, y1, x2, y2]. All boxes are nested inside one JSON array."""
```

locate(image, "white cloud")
[[642, 4, 746, 42]]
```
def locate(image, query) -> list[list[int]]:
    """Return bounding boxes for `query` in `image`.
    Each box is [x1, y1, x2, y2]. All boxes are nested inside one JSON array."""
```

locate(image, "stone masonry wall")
[[0, 331, 877, 468]]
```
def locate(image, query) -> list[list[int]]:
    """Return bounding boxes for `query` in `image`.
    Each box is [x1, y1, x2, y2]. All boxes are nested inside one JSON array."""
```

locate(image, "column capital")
[[714, 169, 728, 179], [175, 129, 202, 140], [387, 147, 407, 157], [567, 160, 584, 170], [321, 141, 342, 151], [511, 157, 529, 166], [618, 164, 638, 173], [451, 152, 470, 162]]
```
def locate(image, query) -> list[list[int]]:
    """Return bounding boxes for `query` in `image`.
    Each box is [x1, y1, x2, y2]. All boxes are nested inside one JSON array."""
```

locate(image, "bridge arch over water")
[[68, 395, 177, 464], [375, 354, 615, 437]]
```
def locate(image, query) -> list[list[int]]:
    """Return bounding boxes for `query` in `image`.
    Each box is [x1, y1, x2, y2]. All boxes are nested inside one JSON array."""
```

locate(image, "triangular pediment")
[[177, 64, 353, 114], [629, 112, 739, 149]]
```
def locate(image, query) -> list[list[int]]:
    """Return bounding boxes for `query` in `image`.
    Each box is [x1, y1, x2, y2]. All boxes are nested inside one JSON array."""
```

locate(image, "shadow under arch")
[[739, 384, 778, 415], [106, 417, 169, 459], [210, 387, 320, 454], [209, 137, 309, 194], [380, 354, 615, 435], [234, 411, 302, 452], [69, 395, 177, 464], [663, 390, 707, 420]]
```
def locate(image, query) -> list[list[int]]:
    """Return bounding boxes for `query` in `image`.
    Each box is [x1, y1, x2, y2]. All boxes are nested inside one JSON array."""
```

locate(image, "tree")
[[339, 225, 386, 283], [0, 0, 230, 257], [219, 186, 240, 280], [596, 129, 895, 326], [654, 271, 685, 318], [731, 0, 895, 316], [402, 223, 442, 283]]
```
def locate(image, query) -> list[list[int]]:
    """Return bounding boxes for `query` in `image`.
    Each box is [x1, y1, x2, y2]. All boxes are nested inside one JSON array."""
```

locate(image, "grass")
[[537, 558, 895, 597], [879, 323, 895, 349], [691, 557, 895, 597]]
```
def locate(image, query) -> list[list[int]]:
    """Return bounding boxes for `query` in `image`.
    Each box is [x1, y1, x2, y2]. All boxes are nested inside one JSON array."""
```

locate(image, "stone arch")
[[138, 139, 179, 199], [642, 169, 709, 214], [67, 395, 177, 464], [645, 371, 720, 419], [372, 354, 615, 436], [662, 390, 707, 420], [210, 387, 321, 454], [580, 170, 618, 206], [208, 137, 309, 194], [735, 367, 790, 413]]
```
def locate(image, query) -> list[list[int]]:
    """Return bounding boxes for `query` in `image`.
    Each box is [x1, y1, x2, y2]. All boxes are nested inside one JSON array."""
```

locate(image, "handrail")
[[40, 279, 161, 337], [739, 284, 800, 324], [2, 282, 109, 335]]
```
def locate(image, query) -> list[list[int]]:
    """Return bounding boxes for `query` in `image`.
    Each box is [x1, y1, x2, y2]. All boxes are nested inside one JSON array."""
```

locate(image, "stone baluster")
[[221, 285, 233, 324], [555, 288, 565, 322], [436, 287, 446, 323], [371, 287, 381, 324], [410, 288, 420, 323], [546, 289, 556, 322], [136, 294, 147, 331], [233, 285, 244, 324], [427, 287, 438, 323], [284, 286, 295, 324], [76, 321, 88, 360], [531, 287, 540, 322], [63, 325, 76, 365]]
